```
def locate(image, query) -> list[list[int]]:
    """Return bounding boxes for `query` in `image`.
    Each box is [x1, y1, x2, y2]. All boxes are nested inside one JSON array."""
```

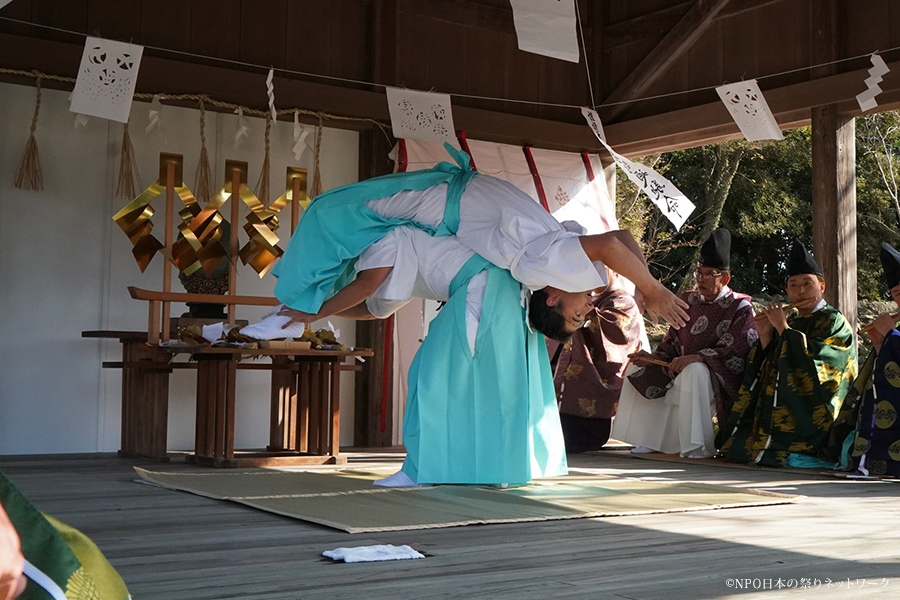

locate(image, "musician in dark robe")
[[719, 240, 857, 467], [844, 242, 900, 477]]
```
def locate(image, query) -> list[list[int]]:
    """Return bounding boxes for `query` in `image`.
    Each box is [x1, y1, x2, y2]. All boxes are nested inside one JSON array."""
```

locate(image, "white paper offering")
[[510, 0, 580, 63], [857, 53, 891, 112], [582, 108, 695, 230], [716, 80, 784, 142], [386, 87, 456, 143], [70, 37, 143, 123]]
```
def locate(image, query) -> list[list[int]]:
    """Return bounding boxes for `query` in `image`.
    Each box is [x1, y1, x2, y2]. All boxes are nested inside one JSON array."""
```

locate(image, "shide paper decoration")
[[716, 80, 784, 142], [386, 87, 456, 143], [856, 53, 891, 112], [70, 37, 143, 123], [582, 108, 695, 230], [233, 106, 251, 148], [266, 68, 277, 121], [293, 111, 311, 161], [145, 94, 167, 142], [509, 0, 580, 63]]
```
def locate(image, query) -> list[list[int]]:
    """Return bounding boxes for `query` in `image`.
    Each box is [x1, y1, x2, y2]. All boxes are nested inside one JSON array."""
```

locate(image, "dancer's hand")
[[643, 284, 688, 329], [278, 306, 317, 328]]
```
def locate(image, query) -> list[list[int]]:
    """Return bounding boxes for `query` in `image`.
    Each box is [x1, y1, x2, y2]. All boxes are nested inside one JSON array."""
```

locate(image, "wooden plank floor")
[[1, 450, 898, 599]]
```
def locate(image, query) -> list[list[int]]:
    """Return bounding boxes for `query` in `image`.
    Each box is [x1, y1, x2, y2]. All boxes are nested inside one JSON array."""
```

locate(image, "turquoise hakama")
[[400, 255, 567, 484]]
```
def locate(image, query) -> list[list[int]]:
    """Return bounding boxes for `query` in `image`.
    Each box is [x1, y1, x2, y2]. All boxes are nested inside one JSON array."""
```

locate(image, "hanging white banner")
[[716, 80, 784, 142], [582, 108, 695, 230], [510, 0, 580, 63], [70, 37, 143, 123], [386, 87, 456, 143]]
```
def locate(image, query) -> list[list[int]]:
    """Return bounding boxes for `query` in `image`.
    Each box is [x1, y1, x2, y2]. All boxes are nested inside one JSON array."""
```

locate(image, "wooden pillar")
[[811, 105, 857, 333]]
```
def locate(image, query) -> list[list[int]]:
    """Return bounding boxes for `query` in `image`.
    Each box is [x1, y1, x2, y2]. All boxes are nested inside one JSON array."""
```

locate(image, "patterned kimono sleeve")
[[652, 326, 680, 362], [586, 291, 643, 396], [696, 301, 757, 377], [778, 310, 857, 410]]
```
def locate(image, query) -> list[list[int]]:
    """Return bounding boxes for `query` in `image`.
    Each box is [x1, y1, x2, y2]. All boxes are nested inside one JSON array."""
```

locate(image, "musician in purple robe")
[[612, 228, 757, 458]]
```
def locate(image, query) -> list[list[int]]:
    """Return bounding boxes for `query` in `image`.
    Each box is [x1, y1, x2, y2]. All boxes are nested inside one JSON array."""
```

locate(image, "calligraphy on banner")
[[581, 108, 695, 230]]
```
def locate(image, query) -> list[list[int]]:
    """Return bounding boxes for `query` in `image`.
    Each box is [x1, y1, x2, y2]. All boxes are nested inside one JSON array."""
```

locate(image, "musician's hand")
[[277, 306, 317, 328], [668, 354, 702, 375], [763, 303, 789, 334], [627, 351, 656, 367]]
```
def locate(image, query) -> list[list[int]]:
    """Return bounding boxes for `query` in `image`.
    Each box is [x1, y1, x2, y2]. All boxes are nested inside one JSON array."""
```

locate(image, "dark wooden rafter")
[[600, 0, 733, 123], [604, 0, 787, 50]]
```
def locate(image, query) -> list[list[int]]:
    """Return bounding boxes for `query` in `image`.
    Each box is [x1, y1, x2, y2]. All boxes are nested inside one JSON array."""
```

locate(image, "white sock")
[[373, 471, 426, 487]]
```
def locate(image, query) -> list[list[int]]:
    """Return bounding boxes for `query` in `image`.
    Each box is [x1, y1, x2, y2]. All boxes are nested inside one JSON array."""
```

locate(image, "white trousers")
[[612, 362, 716, 457]]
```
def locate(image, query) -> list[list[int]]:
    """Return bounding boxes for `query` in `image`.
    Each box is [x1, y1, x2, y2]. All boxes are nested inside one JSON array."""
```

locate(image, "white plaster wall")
[[0, 81, 360, 454]]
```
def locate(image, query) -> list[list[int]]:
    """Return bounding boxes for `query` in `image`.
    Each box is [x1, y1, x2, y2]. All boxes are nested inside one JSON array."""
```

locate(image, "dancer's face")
[[553, 291, 595, 334]]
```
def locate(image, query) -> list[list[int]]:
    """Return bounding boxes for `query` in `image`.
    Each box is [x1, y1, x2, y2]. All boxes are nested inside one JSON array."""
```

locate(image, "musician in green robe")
[[718, 240, 857, 467]]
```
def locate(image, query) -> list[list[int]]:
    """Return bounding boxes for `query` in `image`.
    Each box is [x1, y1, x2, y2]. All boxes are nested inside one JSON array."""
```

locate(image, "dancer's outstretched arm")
[[579, 230, 688, 328], [279, 267, 392, 327]]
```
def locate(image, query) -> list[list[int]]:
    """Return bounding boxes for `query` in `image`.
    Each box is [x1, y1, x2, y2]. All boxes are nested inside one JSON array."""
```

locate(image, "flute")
[[860, 311, 900, 334], [751, 298, 817, 322], [627, 353, 671, 368]]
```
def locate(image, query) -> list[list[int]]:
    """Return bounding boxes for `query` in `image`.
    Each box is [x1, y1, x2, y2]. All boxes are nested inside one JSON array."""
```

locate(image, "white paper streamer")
[[386, 87, 456, 143], [145, 94, 167, 143], [716, 80, 784, 142], [74, 113, 89, 129], [292, 111, 311, 161], [266, 68, 277, 121], [582, 108, 695, 230], [233, 106, 250, 148], [857, 53, 891, 112]]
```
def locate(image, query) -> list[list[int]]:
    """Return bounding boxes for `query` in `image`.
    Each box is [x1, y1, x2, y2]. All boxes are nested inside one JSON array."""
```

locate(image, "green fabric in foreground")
[[134, 467, 797, 534]]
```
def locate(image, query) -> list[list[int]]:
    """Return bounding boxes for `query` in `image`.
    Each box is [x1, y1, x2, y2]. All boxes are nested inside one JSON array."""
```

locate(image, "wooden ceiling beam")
[[601, 0, 732, 123], [605, 0, 787, 50], [605, 57, 900, 157], [0, 31, 599, 152]]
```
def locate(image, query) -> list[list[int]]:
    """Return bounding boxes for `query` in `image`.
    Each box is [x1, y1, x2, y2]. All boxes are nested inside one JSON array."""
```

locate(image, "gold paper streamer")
[[237, 183, 283, 277], [112, 181, 166, 272], [172, 184, 228, 276]]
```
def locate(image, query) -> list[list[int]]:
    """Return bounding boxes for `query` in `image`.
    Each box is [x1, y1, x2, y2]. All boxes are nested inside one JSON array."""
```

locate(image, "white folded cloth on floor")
[[322, 544, 424, 563]]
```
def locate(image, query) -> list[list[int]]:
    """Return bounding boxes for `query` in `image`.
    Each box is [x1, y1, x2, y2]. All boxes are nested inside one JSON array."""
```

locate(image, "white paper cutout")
[[0, 1, 14, 9], [292, 111, 311, 161], [386, 87, 456, 143], [856, 54, 891, 112], [70, 36, 143, 123], [73, 113, 89, 129], [509, 0, 580, 63], [716, 80, 784, 142], [233, 107, 250, 148], [582, 108, 695, 230], [266, 68, 277, 121], [145, 94, 167, 143]]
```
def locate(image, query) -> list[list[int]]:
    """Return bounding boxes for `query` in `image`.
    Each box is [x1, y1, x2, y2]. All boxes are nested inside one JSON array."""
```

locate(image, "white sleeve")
[[357, 230, 400, 272], [365, 297, 411, 319]]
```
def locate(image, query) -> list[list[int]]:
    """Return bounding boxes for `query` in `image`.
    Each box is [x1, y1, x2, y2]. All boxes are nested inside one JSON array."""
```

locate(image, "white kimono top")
[[367, 173, 607, 292], [356, 227, 487, 353]]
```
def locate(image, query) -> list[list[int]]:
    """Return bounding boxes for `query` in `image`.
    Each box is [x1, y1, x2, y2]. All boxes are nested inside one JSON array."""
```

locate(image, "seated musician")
[[545, 270, 645, 453], [718, 239, 857, 467], [844, 242, 900, 477], [612, 229, 756, 458]]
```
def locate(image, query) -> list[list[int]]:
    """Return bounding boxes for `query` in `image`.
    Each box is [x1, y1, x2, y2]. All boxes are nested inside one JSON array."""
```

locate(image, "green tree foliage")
[[618, 117, 899, 301]]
